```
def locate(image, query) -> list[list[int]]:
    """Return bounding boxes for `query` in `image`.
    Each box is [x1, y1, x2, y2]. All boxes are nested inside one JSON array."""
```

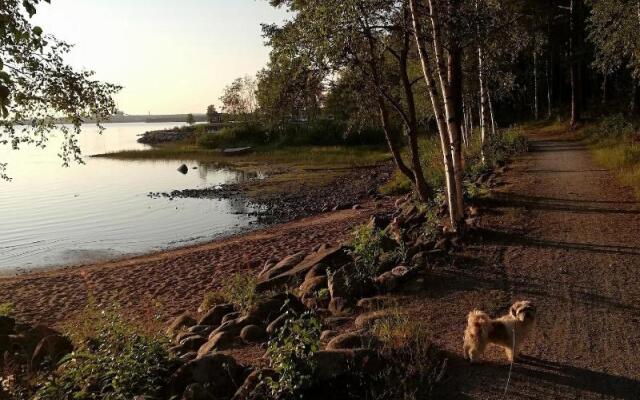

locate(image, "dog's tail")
[[466, 310, 491, 340]]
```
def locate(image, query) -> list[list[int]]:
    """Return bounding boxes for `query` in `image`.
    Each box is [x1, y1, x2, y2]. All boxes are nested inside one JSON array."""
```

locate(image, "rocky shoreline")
[[149, 162, 396, 223]]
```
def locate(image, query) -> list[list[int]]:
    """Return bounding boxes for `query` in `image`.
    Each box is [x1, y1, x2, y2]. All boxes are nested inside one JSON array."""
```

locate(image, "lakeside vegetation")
[[582, 115, 640, 197]]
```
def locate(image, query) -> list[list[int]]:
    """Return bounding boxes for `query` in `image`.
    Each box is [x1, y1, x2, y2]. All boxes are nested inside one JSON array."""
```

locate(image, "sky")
[[32, 0, 289, 115]]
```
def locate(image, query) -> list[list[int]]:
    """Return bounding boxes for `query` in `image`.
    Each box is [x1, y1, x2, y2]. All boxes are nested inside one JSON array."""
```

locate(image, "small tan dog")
[[463, 300, 536, 363]]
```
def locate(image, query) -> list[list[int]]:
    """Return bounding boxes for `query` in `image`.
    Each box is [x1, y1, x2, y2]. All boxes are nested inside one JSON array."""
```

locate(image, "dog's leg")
[[504, 347, 514, 362]]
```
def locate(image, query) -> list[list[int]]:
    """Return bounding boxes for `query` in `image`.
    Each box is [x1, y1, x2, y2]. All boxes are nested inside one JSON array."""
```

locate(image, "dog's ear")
[[510, 304, 518, 317]]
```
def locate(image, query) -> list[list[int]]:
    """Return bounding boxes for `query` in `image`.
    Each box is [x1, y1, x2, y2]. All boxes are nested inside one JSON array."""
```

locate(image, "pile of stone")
[[165, 197, 455, 400]]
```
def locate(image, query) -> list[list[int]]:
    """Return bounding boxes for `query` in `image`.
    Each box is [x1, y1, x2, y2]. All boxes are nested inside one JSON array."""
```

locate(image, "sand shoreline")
[[0, 199, 393, 326]]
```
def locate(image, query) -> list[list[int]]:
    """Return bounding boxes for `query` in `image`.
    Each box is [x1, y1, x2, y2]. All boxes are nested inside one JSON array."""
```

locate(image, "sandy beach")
[[0, 200, 392, 327]]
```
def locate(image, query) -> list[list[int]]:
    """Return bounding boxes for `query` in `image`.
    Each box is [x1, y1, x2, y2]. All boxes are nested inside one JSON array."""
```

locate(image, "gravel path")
[[427, 130, 640, 399]]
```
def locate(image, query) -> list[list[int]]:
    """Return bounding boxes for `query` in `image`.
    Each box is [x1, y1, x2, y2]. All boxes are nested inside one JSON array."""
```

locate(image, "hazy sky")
[[32, 0, 288, 115]]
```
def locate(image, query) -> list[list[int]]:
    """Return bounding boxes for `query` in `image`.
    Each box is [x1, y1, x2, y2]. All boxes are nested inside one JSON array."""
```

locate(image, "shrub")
[[369, 309, 446, 400], [349, 224, 387, 281], [0, 302, 13, 317], [197, 123, 269, 149], [265, 312, 322, 399], [201, 272, 261, 313], [35, 304, 173, 400]]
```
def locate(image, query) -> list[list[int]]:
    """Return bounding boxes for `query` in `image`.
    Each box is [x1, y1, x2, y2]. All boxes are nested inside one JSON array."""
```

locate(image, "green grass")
[[581, 115, 640, 197], [94, 144, 390, 168], [96, 144, 391, 199]]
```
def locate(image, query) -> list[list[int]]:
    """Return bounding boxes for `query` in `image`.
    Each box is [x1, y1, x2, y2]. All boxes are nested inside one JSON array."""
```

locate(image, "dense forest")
[[212, 0, 640, 231]]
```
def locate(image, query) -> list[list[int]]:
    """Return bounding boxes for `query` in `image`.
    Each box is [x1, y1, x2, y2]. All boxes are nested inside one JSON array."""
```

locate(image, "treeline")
[[214, 0, 639, 232]]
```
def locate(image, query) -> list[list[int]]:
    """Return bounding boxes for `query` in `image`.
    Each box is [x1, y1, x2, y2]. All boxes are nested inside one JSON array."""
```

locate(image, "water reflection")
[[0, 123, 262, 273]]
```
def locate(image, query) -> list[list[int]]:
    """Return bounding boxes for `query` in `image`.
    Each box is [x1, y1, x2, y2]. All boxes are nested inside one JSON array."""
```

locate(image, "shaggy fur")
[[463, 301, 537, 363]]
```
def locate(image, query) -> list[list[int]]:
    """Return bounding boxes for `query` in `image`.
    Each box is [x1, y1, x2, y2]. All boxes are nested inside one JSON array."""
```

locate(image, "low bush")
[[197, 123, 270, 149], [0, 302, 13, 316], [34, 303, 174, 400], [202, 272, 261, 313], [265, 312, 322, 399], [349, 224, 387, 282]]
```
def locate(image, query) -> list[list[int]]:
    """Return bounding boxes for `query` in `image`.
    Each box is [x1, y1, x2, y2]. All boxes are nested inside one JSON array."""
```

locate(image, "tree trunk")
[[546, 55, 553, 119], [377, 100, 414, 182], [570, 0, 583, 129], [409, 0, 461, 231], [534, 50, 539, 120], [488, 87, 497, 136], [428, 0, 465, 229]]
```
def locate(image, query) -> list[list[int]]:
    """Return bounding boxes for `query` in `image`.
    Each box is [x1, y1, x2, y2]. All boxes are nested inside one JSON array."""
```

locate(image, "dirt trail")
[[426, 130, 640, 399]]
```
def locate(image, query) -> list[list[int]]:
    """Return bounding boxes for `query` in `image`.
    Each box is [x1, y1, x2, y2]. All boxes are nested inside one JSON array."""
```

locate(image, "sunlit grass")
[[590, 139, 640, 197], [94, 144, 390, 168]]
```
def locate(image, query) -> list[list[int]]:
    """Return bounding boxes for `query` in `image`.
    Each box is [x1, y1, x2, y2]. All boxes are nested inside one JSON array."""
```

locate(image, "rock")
[[0, 316, 15, 335], [210, 315, 260, 339], [188, 325, 215, 337], [327, 267, 350, 300], [304, 263, 328, 281], [198, 303, 235, 327], [167, 313, 197, 336], [175, 331, 199, 345], [391, 265, 410, 277], [256, 246, 350, 292], [31, 334, 73, 369], [266, 313, 289, 336], [180, 352, 198, 363], [323, 317, 354, 329], [298, 276, 328, 298], [354, 310, 395, 330], [374, 271, 399, 292], [328, 297, 351, 316], [240, 325, 266, 343], [20, 325, 60, 353], [326, 332, 379, 350], [356, 296, 398, 312], [198, 332, 238, 356], [246, 294, 305, 324], [222, 312, 242, 324], [320, 330, 338, 342], [182, 383, 216, 400], [232, 369, 277, 400], [170, 353, 244, 397], [257, 252, 307, 282], [179, 336, 208, 352], [311, 349, 384, 381], [178, 164, 189, 174]]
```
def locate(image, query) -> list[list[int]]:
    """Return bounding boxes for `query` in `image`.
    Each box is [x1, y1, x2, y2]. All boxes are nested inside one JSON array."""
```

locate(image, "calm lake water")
[[0, 122, 260, 273]]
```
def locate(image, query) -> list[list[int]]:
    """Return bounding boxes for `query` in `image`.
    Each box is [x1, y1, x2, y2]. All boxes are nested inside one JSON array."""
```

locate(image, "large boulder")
[[209, 316, 260, 339], [257, 252, 306, 282], [31, 334, 74, 370], [326, 332, 380, 351], [198, 303, 235, 327], [240, 325, 266, 343], [266, 313, 289, 336], [170, 353, 244, 397], [232, 369, 277, 400], [198, 332, 237, 356], [298, 276, 328, 298], [256, 246, 350, 292], [167, 313, 197, 336], [246, 294, 305, 325], [178, 336, 208, 353]]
